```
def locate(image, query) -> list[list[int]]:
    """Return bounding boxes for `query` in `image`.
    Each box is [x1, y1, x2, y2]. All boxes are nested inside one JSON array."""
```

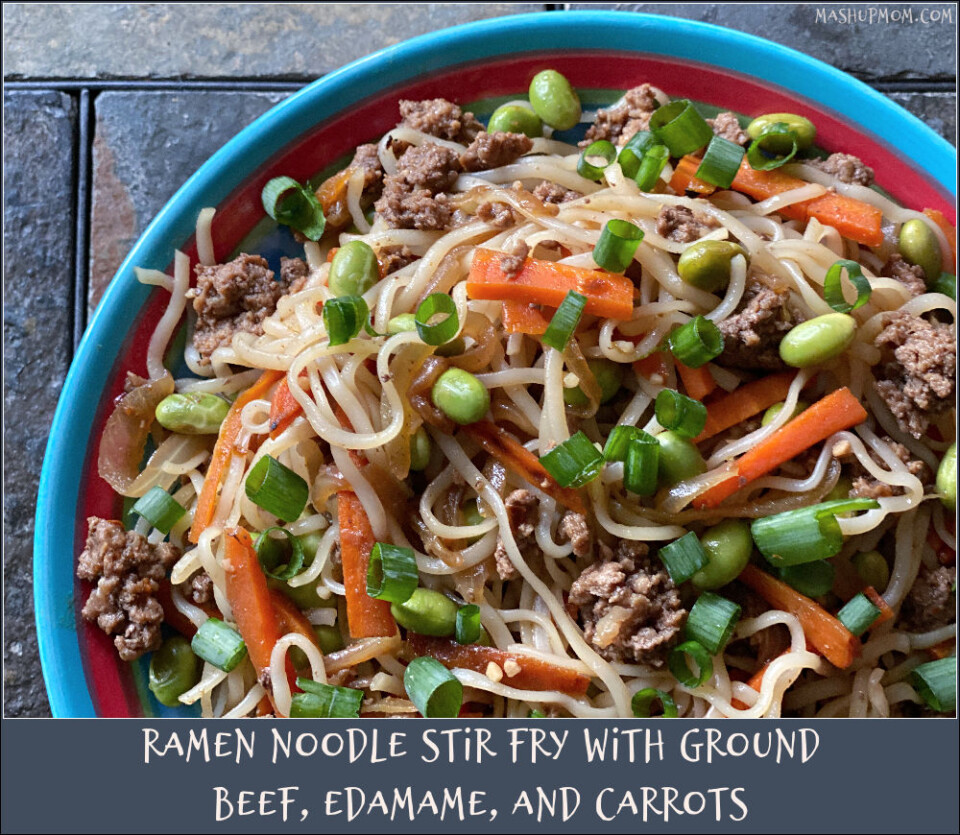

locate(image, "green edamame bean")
[[851, 550, 890, 592], [487, 104, 543, 138], [761, 400, 810, 426], [268, 531, 332, 609], [528, 70, 581, 131], [692, 519, 754, 590], [563, 359, 624, 407], [746, 112, 816, 151], [328, 240, 379, 297], [431, 368, 490, 425], [313, 624, 344, 655], [656, 430, 707, 487], [148, 635, 201, 707], [387, 313, 417, 333], [677, 241, 746, 293], [779, 313, 856, 368], [155, 392, 229, 434], [461, 498, 485, 527], [937, 442, 956, 511], [825, 476, 853, 503], [899, 218, 943, 282], [409, 427, 432, 472], [390, 588, 459, 636]]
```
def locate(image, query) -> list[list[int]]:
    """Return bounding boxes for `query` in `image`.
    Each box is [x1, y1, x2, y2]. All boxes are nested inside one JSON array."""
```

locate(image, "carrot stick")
[[669, 154, 716, 196], [337, 491, 398, 639], [466, 248, 635, 320], [270, 589, 322, 648], [694, 386, 867, 509], [739, 564, 860, 668], [268, 376, 304, 439], [501, 301, 555, 336], [928, 640, 956, 660], [730, 652, 790, 710], [861, 586, 894, 629], [407, 633, 590, 696], [694, 371, 798, 442], [462, 421, 587, 515], [676, 360, 717, 401], [634, 351, 668, 382], [190, 370, 284, 543], [923, 208, 956, 272]]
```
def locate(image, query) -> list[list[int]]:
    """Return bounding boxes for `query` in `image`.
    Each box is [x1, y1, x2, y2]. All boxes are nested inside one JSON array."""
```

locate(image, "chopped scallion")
[[324, 295, 370, 346], [910, 656, 956, 713], [131, 486, 186, 535], [261, 176, 326, 241], [655, 389, 708, 438], [623, 431, 660, 496], [245, 455, 309, 523], [836, 592, 881, 637], [593, 219, 644, 273], [254, 527, 305, 581], [542, 290, 587, 352], [290, 678, 364, 718], [666, 315, 724, 368], [649, 100, 714, 157], [824, 259, 872, 313], [685, 592, 741, 654], [695, 135, 746, 189], [366, 542, 419, 604], [631, 687, 678, 718], [539, 431, 604, 488], [455, 604, 483, 645], [634, 144, 670, 191], [191, 618, 247, 672], [746, 122, 799, 171], [415, 293, 460, 346], [932, 272, 956, 300], [603, 424, 642, 462], [779, 560, 835, 598], [577, 140, 617, 181], [658, 531, 709, 584], [404, 656, 463, 718], [668, 640, 713, 688]]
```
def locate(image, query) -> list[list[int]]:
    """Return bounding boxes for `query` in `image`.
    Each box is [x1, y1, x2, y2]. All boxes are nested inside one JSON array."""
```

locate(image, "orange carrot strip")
[[407, 633, 590, 696], [268, 377, 304, 439], [326, 246, 339, 264], [694, 371, 798, 442], [634, 351, 668, 382], [694, 386, 867, 509], [730, 652, 790, 710], [466, 248, 635, 320], [861, 586, 894, 629], [337, 491, 398, 639], [923, 208, 956, 272], [501, 301, 555, 336], [270, 589, 322, 648], [928, 640, 956, 660], [190, 370, 284, 543], [669, 154, 716, 196], [739, 564, 860, 669], [462, 421, 587, 515], [676, 360, 717, 401]]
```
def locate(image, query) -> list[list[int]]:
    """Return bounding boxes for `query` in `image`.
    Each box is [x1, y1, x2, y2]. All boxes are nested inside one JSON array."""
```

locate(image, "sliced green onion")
[[746, 122, 799, 171], [594, 219, 644, 273], [261, 176, 326, 241], [603, 424, 642, 462], [751, 498, 880, 566], [667, 315, 724, 368], [415, 293, 459, 346], [779, 560, 835, 598], [324, 295, 369, 346], [836, 592, 881, 637], [621, 130, 661, 157], [649, 100, 714, 157], [131, 486, 186, 535], [577, 139, 617, 181], [617, 147, 642, 180], [542, 290, 587, 352], [528, 708, 547, 719], [655, 389, 708, 438], [658, 531, 709, 585], [623, 431, 660, 497], [824, 259, 872, 313], [245, 454, 309, 523], [668, 640, 713, 688], [910, 656, 956, 712], [631, 688, 678, 718], [404, 656, 463, 718], [635, 145, 670, 192], [685, 592, 741, 654], [931, 272, 956, 300], [290, 678, 364, 718], [191, 618, 247, 672], [695, 136, 746, 189], [254, 527, 305, 581], [366, 542, 418, 604], [455, 604, 483, 645], [539, 431, 604, 488]]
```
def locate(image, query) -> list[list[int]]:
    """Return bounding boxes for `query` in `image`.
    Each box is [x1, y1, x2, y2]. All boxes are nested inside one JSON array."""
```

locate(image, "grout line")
[[73, 89, 93, 353]]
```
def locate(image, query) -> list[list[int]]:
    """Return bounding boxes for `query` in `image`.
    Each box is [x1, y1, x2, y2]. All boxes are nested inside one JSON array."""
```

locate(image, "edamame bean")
[[692, 519, 753, 590], [487, 104, 543, 138], [148, 635, 201, 707], [431, 368, 490, 425], [937, 442, 956, 511], [851, 550, 890, 591], [761, 399, 810, 426], [528, 70, 581, 131], [409, 427, 432, 471], [387, 312, 416, 333], [677, 241, 746, 293], [825, 476, 853, 503], [328, 240, 379, 297], [563, 359, 624, 407], [899, 218, 943, 282], [390, 588, 459, 636], [155, 392, 229, 434], [746, 112, 816, 150], [656, 430, 706, 487], [461, 499, 485, 527], [779, 313, 856, 368], [268, 531, 332, 609], [313, 625, 344, 655]]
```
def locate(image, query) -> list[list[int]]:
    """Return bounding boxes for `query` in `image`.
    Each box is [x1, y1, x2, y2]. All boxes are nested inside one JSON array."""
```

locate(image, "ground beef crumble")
[[375, 142, 461, 230], [881, 253, 927, 297], [349, 142, 385, 194], [707, 111, 749, 145], [848, 436, 932, 499], [377, 245, 419, 276], [399, 97, 483, 143], [532, 180, 582, 204], [459, 131, 533, 173], [656, 205, 719, 243], [901, 565, 956, 632], [717, 273, 801, 371], [581, 83, 661, 147], [77, 517, 181, 661], [182, 571, 215, 608], [808, 152, 875, 186], [499, 241, 530, 278]]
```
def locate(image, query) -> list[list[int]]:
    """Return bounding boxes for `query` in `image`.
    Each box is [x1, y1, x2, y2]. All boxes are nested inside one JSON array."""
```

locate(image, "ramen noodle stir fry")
[[79, 71, 957, 719]]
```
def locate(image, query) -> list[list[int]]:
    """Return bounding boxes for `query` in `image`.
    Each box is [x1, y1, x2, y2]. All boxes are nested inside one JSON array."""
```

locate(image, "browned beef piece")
[[77, 517, 181, 661], [656, 205, 718, 243], [569, 539, 685, 666], [557, 511, 591, 558], [582, 83, 660, 147], [881, 252, 927, 294], [375, 143, 461, 230], [808, 152, 875, 186], [183, 571, 214, 607], [280, 256, 310, 291], [873, 311, 956, 438], [377, 245, 419, 276], [499, 241, 530, 279], [849, 436, 932, 499], [533, 180, 582, 204], [707, 111, 749, 145], [901, 565, 956, 632], [399, 98, 483, 143], [493, 489, 538, 580], [189, 253, 300, 365], [717, 274, 799, 371], [459, 131, 533, 172], [476, 200, 519, 229], [349, 143, 385, 194]]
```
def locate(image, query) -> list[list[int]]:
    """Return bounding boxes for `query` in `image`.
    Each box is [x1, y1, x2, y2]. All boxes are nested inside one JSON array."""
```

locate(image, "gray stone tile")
[[89, 90, 290, 310], [4, 3, 546, 80], [890, 91, 957, 144], [3, 90, 78, 718], [565, 4, 957, 81]]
